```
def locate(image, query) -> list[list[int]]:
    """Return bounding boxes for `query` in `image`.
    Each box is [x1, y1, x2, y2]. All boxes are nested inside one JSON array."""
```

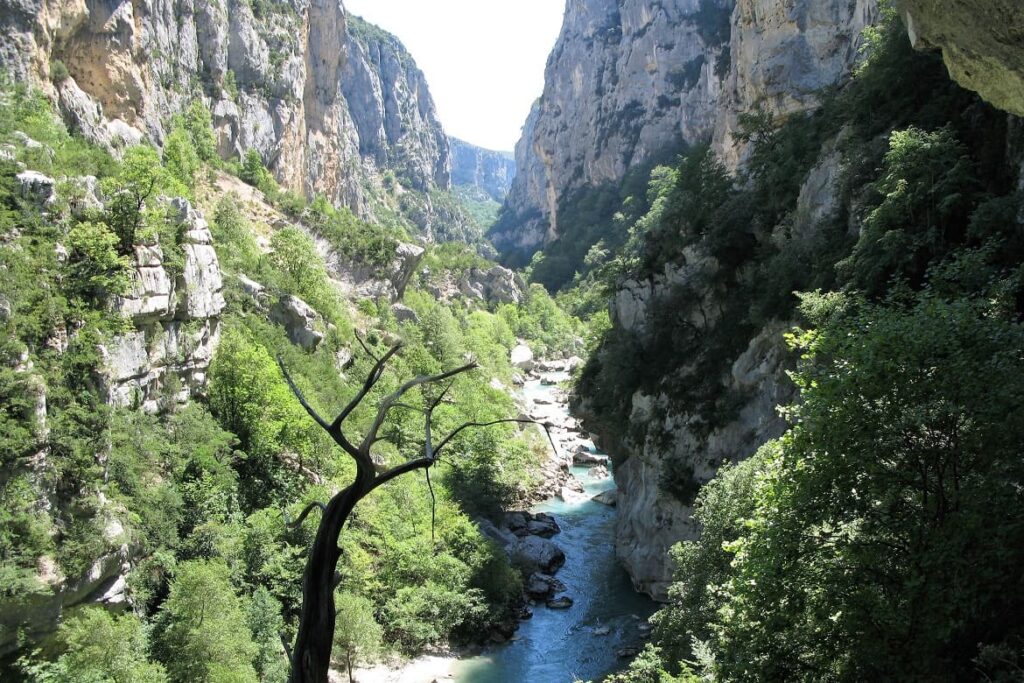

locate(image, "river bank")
[[351, 359, 653, 683]]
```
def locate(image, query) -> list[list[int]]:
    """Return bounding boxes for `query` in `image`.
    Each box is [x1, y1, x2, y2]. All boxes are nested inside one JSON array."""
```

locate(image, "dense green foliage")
[[0, 81, 583, 680], [578, 6, 1021, 458], [579, 7, 1024, 682], [651, 286, 1024, 681]]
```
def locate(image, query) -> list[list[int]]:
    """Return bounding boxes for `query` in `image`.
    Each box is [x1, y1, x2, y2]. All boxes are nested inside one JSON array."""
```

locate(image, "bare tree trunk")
[[279, 344, 553, 683], [289, 485, 365, 683]]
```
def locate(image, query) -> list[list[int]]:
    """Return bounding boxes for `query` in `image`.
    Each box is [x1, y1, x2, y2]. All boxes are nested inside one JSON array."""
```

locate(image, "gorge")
[[1, 0, 1023, 681]]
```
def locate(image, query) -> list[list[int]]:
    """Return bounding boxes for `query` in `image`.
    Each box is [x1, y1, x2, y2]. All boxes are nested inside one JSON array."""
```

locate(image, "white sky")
[[343, 0, 566, 152]]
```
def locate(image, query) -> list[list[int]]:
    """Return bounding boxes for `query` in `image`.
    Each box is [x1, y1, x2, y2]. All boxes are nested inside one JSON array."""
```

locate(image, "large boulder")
[[510, 343, 534, 371], [511, 535, 565, 574], [391, 303, 420, 324], [270, 295, 324, 351], [525, 572, 567, 599], [16, 170, 55, 207]]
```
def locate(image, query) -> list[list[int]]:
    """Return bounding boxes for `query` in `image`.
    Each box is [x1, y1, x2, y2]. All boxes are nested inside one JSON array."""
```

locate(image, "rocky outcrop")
[[102, 198, 224, 413], [424, 264, 527, 306], [319, 240, 425, 302], [270, 295, 324, 351], [898, 0, 1024, 118], [449, 137, 516, 202], [712, 0, 877, 168], [0, 0, 452, 217], [493, 0, 735, 256], [0, 515, 131, 657]]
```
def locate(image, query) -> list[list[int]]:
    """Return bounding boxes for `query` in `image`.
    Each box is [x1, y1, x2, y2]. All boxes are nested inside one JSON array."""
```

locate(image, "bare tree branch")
[[434, 418, 558, 459], [285, 501, 327, 530], [359, 362, 478, 453], [277, 357, 331, 432], [331, 344, 402, 435], [354, 334, 381, 363]]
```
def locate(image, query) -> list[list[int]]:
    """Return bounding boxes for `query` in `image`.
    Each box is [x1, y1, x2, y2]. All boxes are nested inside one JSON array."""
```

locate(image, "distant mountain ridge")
[[448, 137, 516, 202]]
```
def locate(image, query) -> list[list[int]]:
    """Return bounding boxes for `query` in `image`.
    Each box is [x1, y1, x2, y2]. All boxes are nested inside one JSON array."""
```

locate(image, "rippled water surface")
[[453, 374, 655, 683]]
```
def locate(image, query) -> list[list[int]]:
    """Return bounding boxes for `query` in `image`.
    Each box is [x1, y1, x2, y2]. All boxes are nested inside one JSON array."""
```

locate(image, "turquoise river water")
[[452, 374, 655, 683]]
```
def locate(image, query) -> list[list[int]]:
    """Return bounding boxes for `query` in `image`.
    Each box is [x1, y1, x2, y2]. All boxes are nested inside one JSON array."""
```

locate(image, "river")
[[452, 371, 656, 683]]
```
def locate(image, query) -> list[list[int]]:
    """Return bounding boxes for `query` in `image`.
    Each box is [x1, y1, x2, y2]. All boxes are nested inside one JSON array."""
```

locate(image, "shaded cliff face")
[[528, 0, 880, 598], [449, 137, 516, 202], [0, 0, 450, 216], [491, 0, 734, 258], [898, 0, 1024, 119]]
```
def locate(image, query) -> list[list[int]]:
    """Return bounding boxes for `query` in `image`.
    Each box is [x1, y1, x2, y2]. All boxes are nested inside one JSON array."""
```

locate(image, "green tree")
[[247, 587, 289, 683], [181, 101, 219, 163], [65, 220, 132, 303], [162, 127, 201, 192], [240, 150, 272, 192], [154, 559, 259, 682], [39, 607, 168, 682], [706, 290, 1024, 681], [332, 592, 382, 683], [103, 146, 169, 253], [838, 126, 979, 296]]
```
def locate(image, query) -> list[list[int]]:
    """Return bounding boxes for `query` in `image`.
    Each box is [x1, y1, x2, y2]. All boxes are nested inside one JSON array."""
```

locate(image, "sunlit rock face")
[[0, 0, 451, 216], [898, 0, 1024, 119], [449, 137, 516, 203], [494, 0, 876, 259], [712, 0, 877, 169], [492, 0, 734, 257]]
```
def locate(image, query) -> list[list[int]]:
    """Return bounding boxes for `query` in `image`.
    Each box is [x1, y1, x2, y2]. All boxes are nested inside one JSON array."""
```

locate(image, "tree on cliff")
[[279, 341, 549, 682]]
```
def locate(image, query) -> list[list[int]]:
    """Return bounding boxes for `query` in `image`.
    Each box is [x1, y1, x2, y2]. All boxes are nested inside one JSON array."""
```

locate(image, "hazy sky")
[[343, 0, 566, 152]]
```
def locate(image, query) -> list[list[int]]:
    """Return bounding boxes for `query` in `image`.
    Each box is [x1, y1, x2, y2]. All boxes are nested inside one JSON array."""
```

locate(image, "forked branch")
[[279, 341, 562, 683]]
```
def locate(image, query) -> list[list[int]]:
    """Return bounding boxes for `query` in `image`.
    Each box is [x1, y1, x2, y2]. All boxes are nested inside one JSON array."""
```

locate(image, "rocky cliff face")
[[535, 0, 877, 598], [0, 0, 451, 217], [492, 0, 734, 256], [103, 198, 225, 413], [495, 0, 877, 257], [897, 0, 1024, 119], [712, 0, 877, 168], [449, 137, 516, 202]]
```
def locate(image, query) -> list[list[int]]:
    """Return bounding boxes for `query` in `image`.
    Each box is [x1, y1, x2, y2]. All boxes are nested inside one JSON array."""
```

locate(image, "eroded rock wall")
[[449, 137, 517, 202], [0, 0, 451, 216], [898, 0, 1024, 119]]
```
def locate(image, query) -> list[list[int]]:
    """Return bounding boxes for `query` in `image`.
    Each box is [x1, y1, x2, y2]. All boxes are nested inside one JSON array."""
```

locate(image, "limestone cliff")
[[494, 0, 877, 260], [0, 0, 451, 218], [897, 0, 1024, 119], [492, 0, 733, 259], [546, 0, 878, 599], [449, 137, 516, 203]]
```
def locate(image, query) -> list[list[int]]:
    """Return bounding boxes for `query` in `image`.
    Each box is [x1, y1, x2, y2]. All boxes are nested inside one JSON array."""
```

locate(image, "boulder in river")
[[588, 465, 610, 480], [525, 572, 566, 599], [505, 511, 560, 538], [511, 535, 566, 574], [510, 343, 534, 370], [527, 513, 560, 538], [592, 489, 618, 507], [573, 448, 610, 466], [546, 595, 574, 609]]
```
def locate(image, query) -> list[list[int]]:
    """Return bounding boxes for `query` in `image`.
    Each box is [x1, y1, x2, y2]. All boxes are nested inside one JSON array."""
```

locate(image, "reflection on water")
[[454, 373, 655, 683]]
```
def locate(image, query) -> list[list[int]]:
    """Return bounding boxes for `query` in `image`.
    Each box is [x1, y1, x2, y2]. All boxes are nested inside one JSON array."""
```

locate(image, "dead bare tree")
[[278, 341, 551, 682]]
